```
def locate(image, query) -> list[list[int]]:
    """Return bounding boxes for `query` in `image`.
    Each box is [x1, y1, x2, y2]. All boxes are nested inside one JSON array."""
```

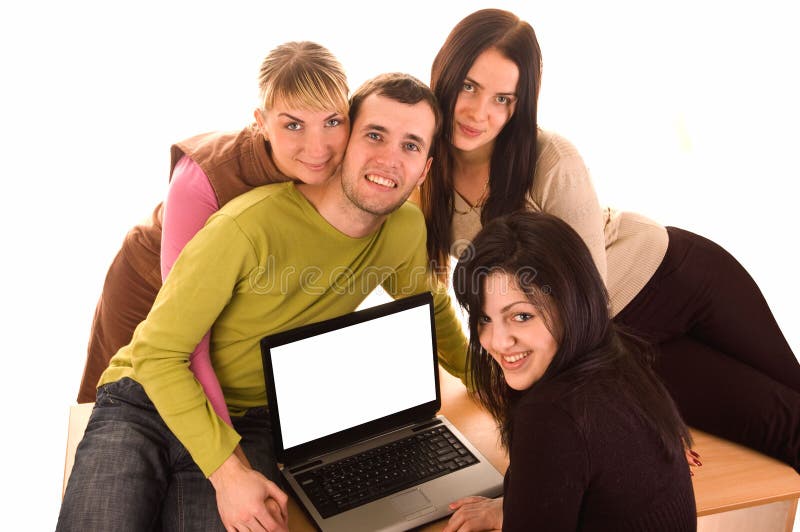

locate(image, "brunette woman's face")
[[477, 272, 558, 391], [452, 48, 519, 155], [255, 97, 350, 185]]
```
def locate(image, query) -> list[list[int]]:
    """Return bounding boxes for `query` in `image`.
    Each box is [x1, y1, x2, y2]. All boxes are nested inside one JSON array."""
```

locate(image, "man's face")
[[341, 94, 435, 216]]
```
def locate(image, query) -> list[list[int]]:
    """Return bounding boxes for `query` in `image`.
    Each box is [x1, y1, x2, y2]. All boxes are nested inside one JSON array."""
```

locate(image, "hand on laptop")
[[686, 447, 702, 476], [443, 495, 503, 532], [210, 452, 289, 532]]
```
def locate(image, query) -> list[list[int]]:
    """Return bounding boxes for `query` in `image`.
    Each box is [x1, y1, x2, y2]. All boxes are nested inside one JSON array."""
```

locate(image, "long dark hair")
[[422, 8, 542, 280], [453, 211, 691, 458]]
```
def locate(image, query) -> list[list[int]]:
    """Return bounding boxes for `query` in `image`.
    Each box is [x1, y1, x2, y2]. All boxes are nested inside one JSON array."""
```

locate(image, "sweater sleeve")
[[161, 156, 232, 426], [429, 280, 468, 384], [503, 401, 590, 532], [131, 213, 258, 477], [381, 209, 468, 384], [532, 134, 608, 284]]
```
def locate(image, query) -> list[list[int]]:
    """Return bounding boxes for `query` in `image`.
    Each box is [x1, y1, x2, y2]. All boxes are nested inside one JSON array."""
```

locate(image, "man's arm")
[[130, 213, 254, 476], [381, 207, 469, 384], [132, 211, 291, 527], [161, 155, 233, 426], [428, 279, 469, 384]]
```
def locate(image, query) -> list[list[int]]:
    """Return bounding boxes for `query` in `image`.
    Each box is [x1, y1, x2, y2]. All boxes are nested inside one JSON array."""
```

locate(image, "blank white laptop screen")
[[269, 303, 436, 450]]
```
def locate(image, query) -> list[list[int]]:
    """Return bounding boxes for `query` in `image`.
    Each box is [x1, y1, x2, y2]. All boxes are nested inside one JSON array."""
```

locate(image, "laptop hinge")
[[411, 418, 443, 432]]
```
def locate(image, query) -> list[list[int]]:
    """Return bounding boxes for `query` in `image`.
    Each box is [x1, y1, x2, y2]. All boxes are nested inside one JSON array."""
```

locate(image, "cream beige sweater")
[[451, 129, 668, 316]]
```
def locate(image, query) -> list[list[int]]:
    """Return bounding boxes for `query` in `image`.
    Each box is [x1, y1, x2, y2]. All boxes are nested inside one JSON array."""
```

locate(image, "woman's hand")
[[442, 495, 503, 532], [686, 448, 702, 475]]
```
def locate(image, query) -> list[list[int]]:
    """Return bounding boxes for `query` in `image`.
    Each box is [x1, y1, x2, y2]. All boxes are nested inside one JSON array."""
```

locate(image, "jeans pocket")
[[94, 384, 117, 407], [95, 377, 154, 410]]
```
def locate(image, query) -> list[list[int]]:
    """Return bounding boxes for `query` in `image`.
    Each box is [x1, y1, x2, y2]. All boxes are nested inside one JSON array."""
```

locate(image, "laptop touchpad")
[[389, 488, 434, 518]]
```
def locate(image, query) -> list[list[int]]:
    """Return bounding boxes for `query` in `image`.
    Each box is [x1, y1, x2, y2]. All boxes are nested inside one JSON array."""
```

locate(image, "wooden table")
[[65, 368, 800, 531]]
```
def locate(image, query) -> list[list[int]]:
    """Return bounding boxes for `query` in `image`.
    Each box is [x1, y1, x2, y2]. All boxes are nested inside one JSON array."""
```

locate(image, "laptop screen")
[[263, 294, 439, 456]]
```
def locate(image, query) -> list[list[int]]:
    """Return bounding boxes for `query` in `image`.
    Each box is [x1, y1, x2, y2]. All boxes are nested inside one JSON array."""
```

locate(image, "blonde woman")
[[78, 42, 350, 429]]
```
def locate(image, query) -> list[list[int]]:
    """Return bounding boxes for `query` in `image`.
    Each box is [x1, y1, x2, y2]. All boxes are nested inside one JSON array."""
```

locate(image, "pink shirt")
[[161, 156, 231, 424]]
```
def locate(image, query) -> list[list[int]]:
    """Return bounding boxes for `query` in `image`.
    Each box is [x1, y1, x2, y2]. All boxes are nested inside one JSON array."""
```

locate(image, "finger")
[[265, 497, 287, 526], [441, 517, 457, 532], [251, 510, 275, 532], [448, 495, 485, 510], [443, 507, 468, 532], [256, 503, 287, 532], [264, 479, 288, 503], [684, 450, 702, 467], [264, 481, 289, 521], [247, 519, 266, 532]]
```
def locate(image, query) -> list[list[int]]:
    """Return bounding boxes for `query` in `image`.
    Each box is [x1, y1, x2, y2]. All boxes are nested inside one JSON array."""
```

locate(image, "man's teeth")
[[366, 174, 397, 188], [504, 352, 530, 363]]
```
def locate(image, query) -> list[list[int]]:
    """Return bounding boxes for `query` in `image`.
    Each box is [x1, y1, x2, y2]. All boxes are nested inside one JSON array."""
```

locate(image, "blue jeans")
[[57, 378, 280, 531]]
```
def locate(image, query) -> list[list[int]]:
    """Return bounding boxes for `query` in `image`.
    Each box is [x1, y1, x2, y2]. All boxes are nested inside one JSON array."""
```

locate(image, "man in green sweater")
[[58, 73, 468, 532]]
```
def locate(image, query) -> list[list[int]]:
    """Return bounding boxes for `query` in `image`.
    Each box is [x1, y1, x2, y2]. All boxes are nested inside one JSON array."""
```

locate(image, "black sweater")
[[502, 378, 696, 531]]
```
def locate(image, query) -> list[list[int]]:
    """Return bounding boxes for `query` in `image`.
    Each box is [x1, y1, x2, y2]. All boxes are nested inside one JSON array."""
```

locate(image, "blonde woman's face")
[[256, 97, 349, 185], [452, 48, 519, 156]]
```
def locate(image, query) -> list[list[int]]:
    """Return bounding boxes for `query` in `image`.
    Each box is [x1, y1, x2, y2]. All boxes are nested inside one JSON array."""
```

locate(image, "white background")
[[1, 1, 797, 528]]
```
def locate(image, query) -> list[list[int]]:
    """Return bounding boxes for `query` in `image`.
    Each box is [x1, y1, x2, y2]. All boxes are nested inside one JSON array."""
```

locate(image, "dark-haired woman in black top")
[[444, 211, 696, 531]]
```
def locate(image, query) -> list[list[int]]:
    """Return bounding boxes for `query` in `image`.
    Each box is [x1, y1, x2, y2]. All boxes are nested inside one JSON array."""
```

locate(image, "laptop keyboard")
[[294, 423, 478, 518]]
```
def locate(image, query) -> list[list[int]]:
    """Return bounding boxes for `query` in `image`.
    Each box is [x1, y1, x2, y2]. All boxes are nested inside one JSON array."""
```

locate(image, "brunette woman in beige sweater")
[[424, 10, 799, 530]]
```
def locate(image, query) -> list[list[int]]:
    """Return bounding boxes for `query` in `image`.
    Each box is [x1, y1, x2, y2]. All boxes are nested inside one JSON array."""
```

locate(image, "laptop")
[[260, 292, 504, 532]]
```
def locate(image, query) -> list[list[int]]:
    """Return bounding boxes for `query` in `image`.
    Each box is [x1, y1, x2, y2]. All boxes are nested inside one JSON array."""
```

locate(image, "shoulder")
[[173, 127, 249, 156], [511, 382, 589, 459], [536, 129, 587, 166], [518, 378, 576, 407], [516, 380, 580, 426], [516, 378, 608, 430], [391, 199, 424, 221], [377, 201, 427, 254], [171, 126, 253, 176], [213, 182, 295, 221], [530, 129, 593, 200], [382, 200, 426, 235], [198, 183, 298, 252], [534, 129, 590, 181]]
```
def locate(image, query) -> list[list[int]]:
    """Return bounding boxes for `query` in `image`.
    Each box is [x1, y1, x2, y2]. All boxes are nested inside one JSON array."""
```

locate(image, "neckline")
[[289, 183, 381, 242], [453, 188, 484, 216]]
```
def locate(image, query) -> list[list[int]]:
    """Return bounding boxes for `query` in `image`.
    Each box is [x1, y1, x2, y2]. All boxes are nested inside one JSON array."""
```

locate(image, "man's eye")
[[404, 142, 420, 152], [367, 132, 381, 141]]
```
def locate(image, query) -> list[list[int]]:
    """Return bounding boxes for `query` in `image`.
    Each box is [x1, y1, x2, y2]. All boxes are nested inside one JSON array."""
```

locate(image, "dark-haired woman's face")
[[452, 48, 518, 156], [477, 272, 558, 391]]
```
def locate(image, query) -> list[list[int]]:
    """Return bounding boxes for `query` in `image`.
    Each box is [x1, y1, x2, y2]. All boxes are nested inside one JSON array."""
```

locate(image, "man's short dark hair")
[[349, 73, 442, 144]]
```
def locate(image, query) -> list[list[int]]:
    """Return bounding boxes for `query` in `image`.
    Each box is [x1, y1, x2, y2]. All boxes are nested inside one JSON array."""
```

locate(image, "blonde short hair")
[[258, 41, 349, 114]]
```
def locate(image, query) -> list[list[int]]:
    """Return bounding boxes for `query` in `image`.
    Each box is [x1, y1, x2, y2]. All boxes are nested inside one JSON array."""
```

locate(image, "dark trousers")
[[615, 227, 800, 472], [57, 378, 280, 531]]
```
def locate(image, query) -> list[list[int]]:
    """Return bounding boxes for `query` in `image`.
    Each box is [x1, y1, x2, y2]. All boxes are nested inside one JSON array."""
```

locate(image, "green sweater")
[[100, 183, 467, 477]]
